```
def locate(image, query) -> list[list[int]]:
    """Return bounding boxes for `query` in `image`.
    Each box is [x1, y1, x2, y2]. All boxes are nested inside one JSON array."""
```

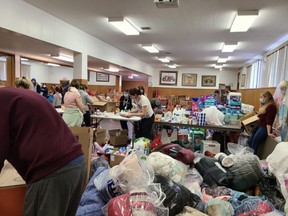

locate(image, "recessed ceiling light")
[[46, 63, 60, 67], [108, 17, 139, 35], [141, 44, 159, 53], [157, 56, 170, 63], [217, 57, 228, 63], [167, 64, 177, 68], [222, 43, 238, 52], [52, 54, 74, 62], [230, 10, 259, 32]]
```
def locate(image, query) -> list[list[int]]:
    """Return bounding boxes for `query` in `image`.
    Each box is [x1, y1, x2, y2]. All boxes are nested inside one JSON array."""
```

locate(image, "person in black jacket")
[[119, 89, 132, 130]]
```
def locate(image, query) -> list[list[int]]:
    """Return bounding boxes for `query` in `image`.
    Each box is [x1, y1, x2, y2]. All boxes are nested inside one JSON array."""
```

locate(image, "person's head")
[[55, 86, 61, 93], [279, 80, 288, 96], [138, 86, 145, 95], [260, 91, 274, 105], [69, 79, 80, 89], [129, 88, 141, 100], [80, 84, 88, 91], [155, 99, 161, 107], [214, 90, 220, 95], [31, 78, 36, 86], [123, 89, 129, 98], [42, 83, 47, 88], [15, 76, 32, 90]]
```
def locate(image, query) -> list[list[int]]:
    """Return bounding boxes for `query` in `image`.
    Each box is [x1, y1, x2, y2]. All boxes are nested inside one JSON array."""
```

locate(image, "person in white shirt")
[[126, 88, 154, 139]]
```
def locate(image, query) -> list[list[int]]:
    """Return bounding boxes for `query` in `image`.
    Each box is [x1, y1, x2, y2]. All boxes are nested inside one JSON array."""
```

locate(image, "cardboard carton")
[[109, 129, 128, 146], [94, 128, 107, 145], [109, 154, 125, 167], [70, 127, 93, 184], [202, 140, 221, 155], [90, 101, 117, 113], [241, 114, 259, 135]]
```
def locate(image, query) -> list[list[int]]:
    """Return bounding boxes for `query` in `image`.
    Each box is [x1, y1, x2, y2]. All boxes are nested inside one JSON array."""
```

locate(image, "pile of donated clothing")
[[76, 141, 288, 216]]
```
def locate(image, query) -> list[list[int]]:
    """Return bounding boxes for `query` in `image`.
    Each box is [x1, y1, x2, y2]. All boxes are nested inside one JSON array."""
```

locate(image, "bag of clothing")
[[160, 143, 194, 165], [195, 157, 232, 188], [154, 174, 204, 216]]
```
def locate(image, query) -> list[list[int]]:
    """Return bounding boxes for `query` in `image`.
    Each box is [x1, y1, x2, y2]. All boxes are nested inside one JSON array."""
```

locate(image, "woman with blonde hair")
[[15, 76, 33, 90], [248, 91, 277, 154]]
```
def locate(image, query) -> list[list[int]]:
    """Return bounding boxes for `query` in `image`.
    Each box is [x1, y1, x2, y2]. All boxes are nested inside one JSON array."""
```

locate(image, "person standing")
[[248, 91, 277, 154], [127, 88, 154, 139], [52, 86, 63, 108], [119, 89, 133, 130], [0, 87, 86, 216], [79, 84, 94, 127], [31, 78, 41, 93], [62, 79, 84, 127]]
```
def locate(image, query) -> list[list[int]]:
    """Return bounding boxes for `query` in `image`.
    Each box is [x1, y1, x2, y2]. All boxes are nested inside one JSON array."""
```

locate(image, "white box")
[[202, 140, 221, 155]]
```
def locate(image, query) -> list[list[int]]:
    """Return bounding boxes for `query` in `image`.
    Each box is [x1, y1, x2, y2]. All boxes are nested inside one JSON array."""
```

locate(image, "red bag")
[[150, 134, 162, 152]]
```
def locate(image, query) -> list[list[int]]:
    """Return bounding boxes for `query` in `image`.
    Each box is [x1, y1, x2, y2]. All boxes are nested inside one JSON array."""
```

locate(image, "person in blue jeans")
[[248, 91, 277, 154]]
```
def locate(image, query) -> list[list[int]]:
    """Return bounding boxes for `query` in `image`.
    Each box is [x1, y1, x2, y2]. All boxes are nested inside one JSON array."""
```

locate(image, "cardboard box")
[[109, 129, 128, 146], [202, 140, 221, 155], [241, 114, 259, 134], [70, 127, 93, 184], [94, 128, 107, 145], [109, 154, 125, 167], [90, 101, 117, 113]]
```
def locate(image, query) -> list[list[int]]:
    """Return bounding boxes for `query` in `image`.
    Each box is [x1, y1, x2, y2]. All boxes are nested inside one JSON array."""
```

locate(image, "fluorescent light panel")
[[214, 64, 223, 69], [230, 10, 258, 32], [222, 43, 238, 52], [141, 44, 159, 53], [108, 17, 139, 35], [217, 57, 228, 63], [167, 64, 177, 68], [46, 63, 60, 67], [158, 56, 170, 63], [52, 54, 74, 62]]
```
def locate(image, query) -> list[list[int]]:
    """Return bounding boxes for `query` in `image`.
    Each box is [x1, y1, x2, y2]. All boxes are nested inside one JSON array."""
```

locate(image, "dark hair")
[[129, 88, 141, 96], [55, 86, 61, 92], [214, 90, 220, 94], [80, 84, 88, 90], [70, 79, 80, 89], [138, 85, 145, 95], [262, 91, 275, 103]]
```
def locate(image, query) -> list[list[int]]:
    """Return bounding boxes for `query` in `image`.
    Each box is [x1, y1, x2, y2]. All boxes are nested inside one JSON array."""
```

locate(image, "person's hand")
[[268, 133, 275, 138], [126, 112, 132, 118]]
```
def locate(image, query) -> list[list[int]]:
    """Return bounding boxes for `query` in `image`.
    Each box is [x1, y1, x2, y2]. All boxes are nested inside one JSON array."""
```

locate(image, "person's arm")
[[76, 96, 84, 112], [127, 105, 147, 117], [86, 93, 94, 105]]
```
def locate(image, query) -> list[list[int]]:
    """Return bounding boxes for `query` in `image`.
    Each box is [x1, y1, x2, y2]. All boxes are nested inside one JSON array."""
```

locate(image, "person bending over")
[[0, 87, 86, 216]]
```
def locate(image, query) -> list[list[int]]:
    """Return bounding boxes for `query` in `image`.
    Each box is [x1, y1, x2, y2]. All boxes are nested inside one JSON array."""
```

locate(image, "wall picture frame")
[[159, 71, 178, 85], [182, 73, 197, 86], [201, 75, 216, 87], [96, 72, 109, 82], [240, 74, 246, 87]]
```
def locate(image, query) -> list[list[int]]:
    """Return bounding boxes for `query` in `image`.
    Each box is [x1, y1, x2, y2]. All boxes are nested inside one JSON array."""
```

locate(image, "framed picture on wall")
[[182, 73, 197, 86], [96, 72, 109, 82], [159, 71, 178, 85], [240, 74, 246, 87], [201, 75, 216, 87]]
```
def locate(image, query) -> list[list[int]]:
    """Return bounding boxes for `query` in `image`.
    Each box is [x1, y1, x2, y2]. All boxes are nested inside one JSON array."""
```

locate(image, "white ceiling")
[[2, 0, 288, 80]]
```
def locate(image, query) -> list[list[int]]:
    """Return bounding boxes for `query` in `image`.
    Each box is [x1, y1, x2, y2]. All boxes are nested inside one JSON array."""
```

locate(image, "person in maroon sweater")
[[248, 91, 277, 154], [0, 87, 86, 216]]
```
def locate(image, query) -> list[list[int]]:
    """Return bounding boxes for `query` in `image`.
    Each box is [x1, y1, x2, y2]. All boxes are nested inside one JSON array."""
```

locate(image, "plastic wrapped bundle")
[[205, 199, 234, 216], [154, 174, 204, 216]]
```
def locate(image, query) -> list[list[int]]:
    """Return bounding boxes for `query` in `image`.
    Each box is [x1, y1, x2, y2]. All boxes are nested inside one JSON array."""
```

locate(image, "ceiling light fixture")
[[141, 44, 159, 53], [214, 64, 223, 69], [108, 17, 139, 35], [167, 64, 177, 68], [46, 63, 60, 67], [217, 57, 228, 63], [104, 66, 119, 72], [21, 58, 29, 61], [52, 54, 74, 62], [230, 10, 259, 32], [158, 56, 170, 63], [221, 43, 238, 52], [131, 74, 139, 77]]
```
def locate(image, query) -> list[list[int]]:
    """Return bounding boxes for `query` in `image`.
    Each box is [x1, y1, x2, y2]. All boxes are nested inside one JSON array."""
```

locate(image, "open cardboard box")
[[241, 114, 259, 135], [109, 129, 128, 146], [70, 127, 93, 184]]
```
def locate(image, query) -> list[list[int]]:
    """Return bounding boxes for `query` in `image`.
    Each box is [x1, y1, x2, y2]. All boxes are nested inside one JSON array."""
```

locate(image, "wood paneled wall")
[[122, 81, 148, 93], [238, 87, 276, 111], [147, 87, 217, 99]]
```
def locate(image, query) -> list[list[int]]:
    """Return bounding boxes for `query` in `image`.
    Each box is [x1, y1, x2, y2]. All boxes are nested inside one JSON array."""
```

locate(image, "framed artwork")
[[201, 75, 216, 87], [96, 72, 109, 82], [240, 74, 246, 87], [159, 71, 178, 85], [182, 73, 197, 86]]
